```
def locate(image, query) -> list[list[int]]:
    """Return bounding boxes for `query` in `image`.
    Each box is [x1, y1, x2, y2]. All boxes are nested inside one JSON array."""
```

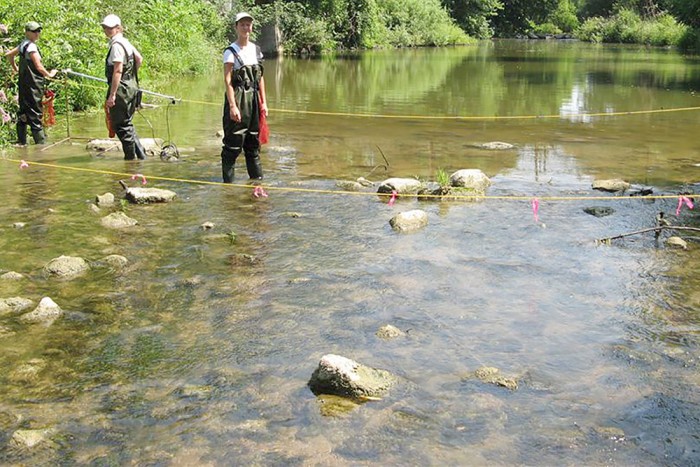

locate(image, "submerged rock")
[[376, 324, 405, 339], [377, 177, 423, 195], [336, 180, 364, 191], [10, 428, 56, 450], [389, 210, 428, 233], [470, 366, 518, 391], [592, 179, 630, 193], [479, 141, 515, 150], [308, 354, 398, 399], [0, 297, 34, 317], [86, 138, 164, 157], [101, 212, 138, 229], [100, 254, 129, 269], [125, 187, 177, 204], [0, 271, 25, 281], [19, 297, 63, 325], [43, 255, 90, 279], [95, 192, 115, 206], [667, 236, 688, 250], [583, 206, 615, 217]]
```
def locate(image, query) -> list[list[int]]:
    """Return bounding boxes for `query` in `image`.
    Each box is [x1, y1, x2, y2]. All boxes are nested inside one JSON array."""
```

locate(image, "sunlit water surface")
[[1, 41, 699, 465]]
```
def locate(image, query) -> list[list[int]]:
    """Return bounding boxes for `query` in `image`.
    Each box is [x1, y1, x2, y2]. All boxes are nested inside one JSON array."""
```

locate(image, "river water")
[[1, 40, 699, 465]]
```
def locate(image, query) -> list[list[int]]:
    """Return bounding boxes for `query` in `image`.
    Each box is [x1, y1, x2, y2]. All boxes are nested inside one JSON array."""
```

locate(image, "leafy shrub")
[[576, 9, 688, 46]]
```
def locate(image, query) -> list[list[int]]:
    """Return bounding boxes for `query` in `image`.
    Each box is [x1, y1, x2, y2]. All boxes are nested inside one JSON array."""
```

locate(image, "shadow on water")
[[0, 41, 699, 464]]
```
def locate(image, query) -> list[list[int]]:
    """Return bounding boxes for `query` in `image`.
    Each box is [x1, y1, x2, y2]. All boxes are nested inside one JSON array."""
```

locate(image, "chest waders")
[[221, 46, 264, 182], [105, 42, 146, 160], [17, 41, 46, 144]]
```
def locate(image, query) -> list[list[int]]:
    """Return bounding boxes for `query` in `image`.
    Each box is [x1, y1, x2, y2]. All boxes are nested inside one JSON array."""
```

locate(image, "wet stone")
[[13, 222, 26, 229], [101, 212, 138, 229], [592, 179, 630, 192], [376, 324, 405, 339], [19, 297, 63, 325], [0, 271, 24, 281], [336, 180, 364, 191], [95, 192, 115, 206], [390, 209, 428, 233], [377, 177, 423, 194], [125, 187, 177, 204], [43, 255, 90, 279], [583, 206, 615, 217], [308, 354, 398, 399], [471, 366, 518, 391], [100, 254, 128, 269], [667, 236, 688, 250], [479, 141, 515, 150], [449, 169, 491, 193], [0, 297, 34, 316]]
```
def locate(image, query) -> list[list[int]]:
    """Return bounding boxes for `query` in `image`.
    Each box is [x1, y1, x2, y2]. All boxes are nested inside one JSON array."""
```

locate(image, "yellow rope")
[[178, 97, 700, 121], [57, 77, 700, 121], [2, 157, 692, 202]]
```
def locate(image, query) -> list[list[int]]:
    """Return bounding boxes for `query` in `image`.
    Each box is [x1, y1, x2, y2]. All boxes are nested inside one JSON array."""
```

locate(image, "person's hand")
[[106, 95, 116, 108], [230, 105, 241, 123], [48, 69, 58, 79], [261, 101, 268, 117]]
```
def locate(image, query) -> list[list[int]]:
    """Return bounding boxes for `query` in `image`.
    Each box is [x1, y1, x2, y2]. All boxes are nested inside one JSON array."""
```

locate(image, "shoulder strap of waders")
[[225, 46, 245, 69]]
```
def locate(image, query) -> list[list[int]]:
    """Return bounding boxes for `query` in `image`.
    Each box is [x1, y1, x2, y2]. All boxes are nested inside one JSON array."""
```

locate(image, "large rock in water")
[[308, 354, 398, 399], [43, 255, 90, 279], [449, 169, 491, 193], [101, 212, 138, 229], [377, 178, 423, 194], [125, 187, 177, 204], [19, 297, 63, 325], [592, 179, 630, 193], [86, 138, 164, 157], [0, 297, 34, 317], [389, 209, 428, 232]]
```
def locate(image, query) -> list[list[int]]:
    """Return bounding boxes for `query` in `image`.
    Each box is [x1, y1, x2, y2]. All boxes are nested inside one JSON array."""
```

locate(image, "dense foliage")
[[0, 0, 226, 146]]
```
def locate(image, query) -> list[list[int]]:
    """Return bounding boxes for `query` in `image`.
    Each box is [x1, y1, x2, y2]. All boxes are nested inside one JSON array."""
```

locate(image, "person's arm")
[[133, 48, 142, 73], [5, 46, 19, 73], [259, 76, 268, 117], [29, 52, 57, 78], [224, 62, 241, 122], [106, 61, 123, 108]]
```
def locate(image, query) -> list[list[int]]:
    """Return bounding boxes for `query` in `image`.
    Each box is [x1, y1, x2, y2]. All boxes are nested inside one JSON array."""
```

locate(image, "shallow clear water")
[[1, 40, 699, 465]]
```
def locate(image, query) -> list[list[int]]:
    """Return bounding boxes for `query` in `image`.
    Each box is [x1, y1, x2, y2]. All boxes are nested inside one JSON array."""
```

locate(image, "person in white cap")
[[220, 11, 268, 182], [101, 14, 146, 160], [5, 21, 58, 145]]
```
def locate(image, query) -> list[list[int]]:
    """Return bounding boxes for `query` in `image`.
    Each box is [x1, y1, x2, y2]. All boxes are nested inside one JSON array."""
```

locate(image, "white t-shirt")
[[19, 39, 40, 59], [223, 42, 261, 70], [107, 33, 137, 65]]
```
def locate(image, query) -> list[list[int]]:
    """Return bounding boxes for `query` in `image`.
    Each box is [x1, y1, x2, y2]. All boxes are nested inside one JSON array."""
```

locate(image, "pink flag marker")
[[131, 173, 147, 185], [253, 186, 268, 198], [531, 198, 540, 223], [19, 160, 29, 169], [388, 190, 398, 206], [676, 196, 694, 216]]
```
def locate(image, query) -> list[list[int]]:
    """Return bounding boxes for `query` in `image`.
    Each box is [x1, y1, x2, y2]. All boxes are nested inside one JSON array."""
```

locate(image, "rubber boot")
[[16, 122, 27, 145], [31, 129, 46, 145], [122, 141, 137, 161], [134, 135, 147, 160], [221, 148, 240, 183], [245, 151, 263, 180]]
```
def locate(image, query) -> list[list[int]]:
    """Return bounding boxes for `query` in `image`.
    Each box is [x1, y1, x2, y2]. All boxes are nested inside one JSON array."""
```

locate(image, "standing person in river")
[[221, 11, 268, 182], [5, 21, 58, 145], [101, 14, 146, 160]]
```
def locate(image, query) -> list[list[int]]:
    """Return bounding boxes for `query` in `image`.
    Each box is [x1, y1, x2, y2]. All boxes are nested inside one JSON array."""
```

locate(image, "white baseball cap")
[[235, 12, 253, 23], [101, 14, 121, 28]]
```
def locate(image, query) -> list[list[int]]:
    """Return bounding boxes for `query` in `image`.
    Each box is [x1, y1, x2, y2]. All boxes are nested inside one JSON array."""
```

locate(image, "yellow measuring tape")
[[2, 157, 693, 202]]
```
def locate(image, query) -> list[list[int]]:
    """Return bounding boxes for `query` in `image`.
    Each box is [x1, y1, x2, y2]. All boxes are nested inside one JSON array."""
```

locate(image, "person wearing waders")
[[101, 14, 146, 160], [221, 12, 268, 182], [5, 21, 58, 145]]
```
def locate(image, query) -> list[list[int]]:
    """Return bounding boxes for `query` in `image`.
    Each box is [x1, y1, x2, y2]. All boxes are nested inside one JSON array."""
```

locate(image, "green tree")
[[442, 0, 503, 39]]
